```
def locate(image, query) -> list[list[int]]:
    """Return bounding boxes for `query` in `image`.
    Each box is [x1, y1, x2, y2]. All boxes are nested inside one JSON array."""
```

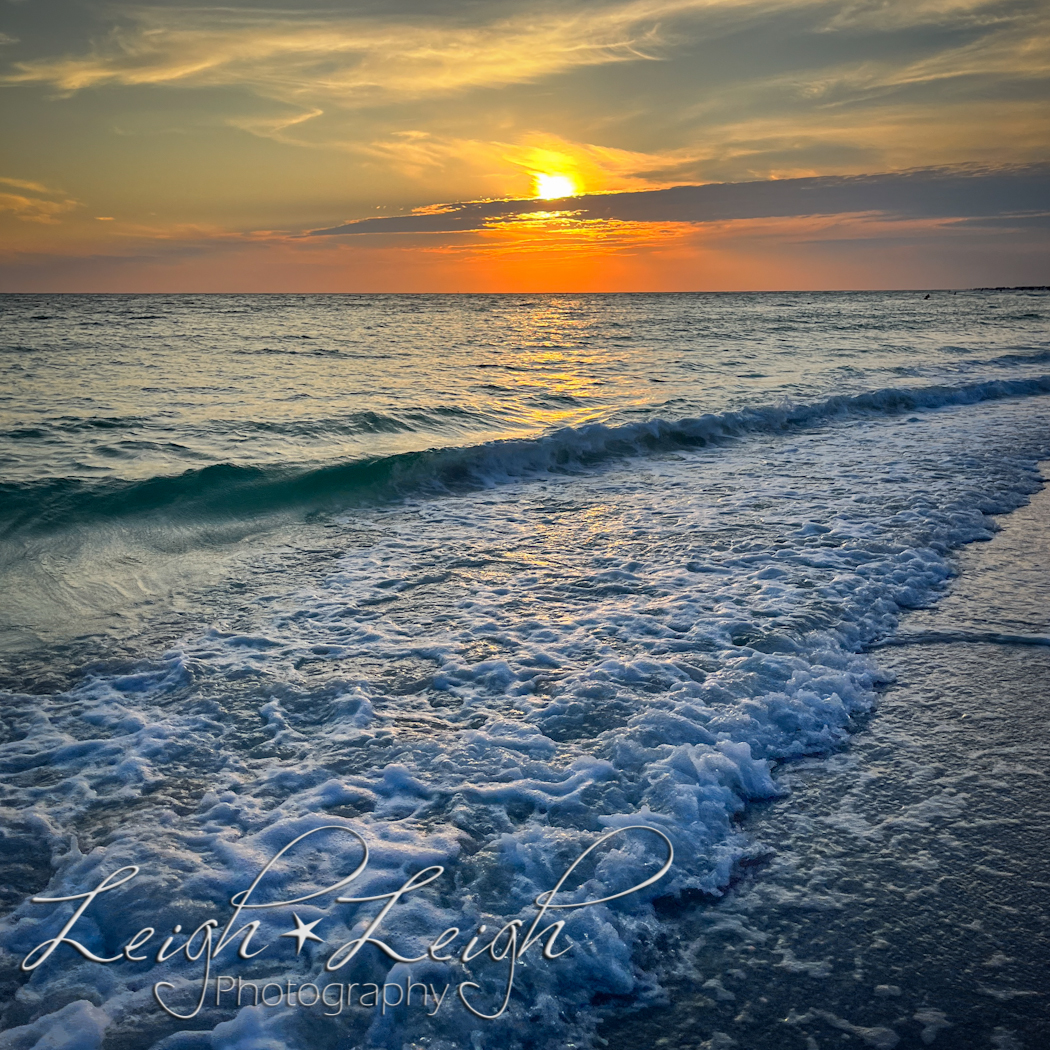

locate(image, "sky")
[[0, 0, 1047, 291]]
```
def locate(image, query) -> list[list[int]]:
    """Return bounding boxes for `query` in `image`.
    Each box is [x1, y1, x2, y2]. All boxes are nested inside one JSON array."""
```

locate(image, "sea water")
[[0, 291, 1047, 1050], [600, 466, 1050, 1050]]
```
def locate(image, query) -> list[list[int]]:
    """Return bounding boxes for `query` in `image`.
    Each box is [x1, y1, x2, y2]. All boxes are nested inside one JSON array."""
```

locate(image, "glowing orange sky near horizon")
[[0, 0, 1047, 290], [3, 207, 1041, 294]]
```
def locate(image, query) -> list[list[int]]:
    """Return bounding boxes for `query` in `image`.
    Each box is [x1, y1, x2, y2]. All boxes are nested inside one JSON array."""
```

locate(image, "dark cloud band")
[[310, 166, 1050, 236]]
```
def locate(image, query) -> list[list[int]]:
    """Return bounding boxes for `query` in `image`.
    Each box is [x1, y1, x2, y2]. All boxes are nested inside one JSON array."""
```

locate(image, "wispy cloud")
[[5, 1, 1043, 107], [354, 131, 704, 196], [0, 176, 79, 223], [3, 0, 1045, 192], [1, 0, 703, 100], [2, 1, 1046, 290], [15, 1, 1037, 100], [0, 175, 56, 194]]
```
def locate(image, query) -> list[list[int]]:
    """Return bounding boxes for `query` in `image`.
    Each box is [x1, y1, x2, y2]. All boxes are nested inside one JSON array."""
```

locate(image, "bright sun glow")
[[533, 173, 579, 199]]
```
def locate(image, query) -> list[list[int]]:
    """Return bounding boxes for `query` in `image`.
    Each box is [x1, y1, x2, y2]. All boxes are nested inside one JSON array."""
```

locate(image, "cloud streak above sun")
[[0, 0, 1047, 290], [2, 0, 685, 98]]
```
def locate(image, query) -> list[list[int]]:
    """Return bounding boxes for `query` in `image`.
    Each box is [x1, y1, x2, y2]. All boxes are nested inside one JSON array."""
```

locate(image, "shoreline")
[[600, 465, 1050, 1049]]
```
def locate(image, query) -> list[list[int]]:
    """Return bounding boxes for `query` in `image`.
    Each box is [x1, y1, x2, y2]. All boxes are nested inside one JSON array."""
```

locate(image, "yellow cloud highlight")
[[355, 132, 705, 202], [7, 0, 1036, 108], [435, 211, 693, 260], [505, 137, 700, 194], [2, 0, 695, 101], [5, 0, 1043, 202], [0, 177, 79, 224], [0, 176, 57, 194]]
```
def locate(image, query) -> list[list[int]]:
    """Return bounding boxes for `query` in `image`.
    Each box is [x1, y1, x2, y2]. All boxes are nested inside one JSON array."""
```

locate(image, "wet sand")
[[601, 468, 1050, 1050]]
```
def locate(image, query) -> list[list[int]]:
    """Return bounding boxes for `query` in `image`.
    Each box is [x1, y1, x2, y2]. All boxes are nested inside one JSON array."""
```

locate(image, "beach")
[[0, 290, 1048, 1050], [601, 467, 1050, 1049]]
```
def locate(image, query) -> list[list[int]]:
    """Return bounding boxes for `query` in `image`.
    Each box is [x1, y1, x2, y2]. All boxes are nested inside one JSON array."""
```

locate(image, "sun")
[[533, 173, 579, 200]]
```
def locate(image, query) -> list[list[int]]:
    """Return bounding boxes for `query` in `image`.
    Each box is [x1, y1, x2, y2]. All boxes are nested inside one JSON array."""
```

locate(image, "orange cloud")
[[0, 177, 79, 224], [6, 193, 1044, 294]]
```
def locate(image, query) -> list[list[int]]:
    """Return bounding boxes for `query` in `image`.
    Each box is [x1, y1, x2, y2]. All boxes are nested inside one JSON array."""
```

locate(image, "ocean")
[[0, 291, 1047, 1050]]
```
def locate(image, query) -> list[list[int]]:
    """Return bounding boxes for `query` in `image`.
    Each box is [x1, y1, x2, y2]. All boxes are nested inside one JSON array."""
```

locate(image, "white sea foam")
[[1, 293, 1049, 1050]]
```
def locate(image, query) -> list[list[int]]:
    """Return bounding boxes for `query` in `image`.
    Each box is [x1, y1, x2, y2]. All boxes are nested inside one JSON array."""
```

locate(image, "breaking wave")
[[5, 374, 1050, 538]]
